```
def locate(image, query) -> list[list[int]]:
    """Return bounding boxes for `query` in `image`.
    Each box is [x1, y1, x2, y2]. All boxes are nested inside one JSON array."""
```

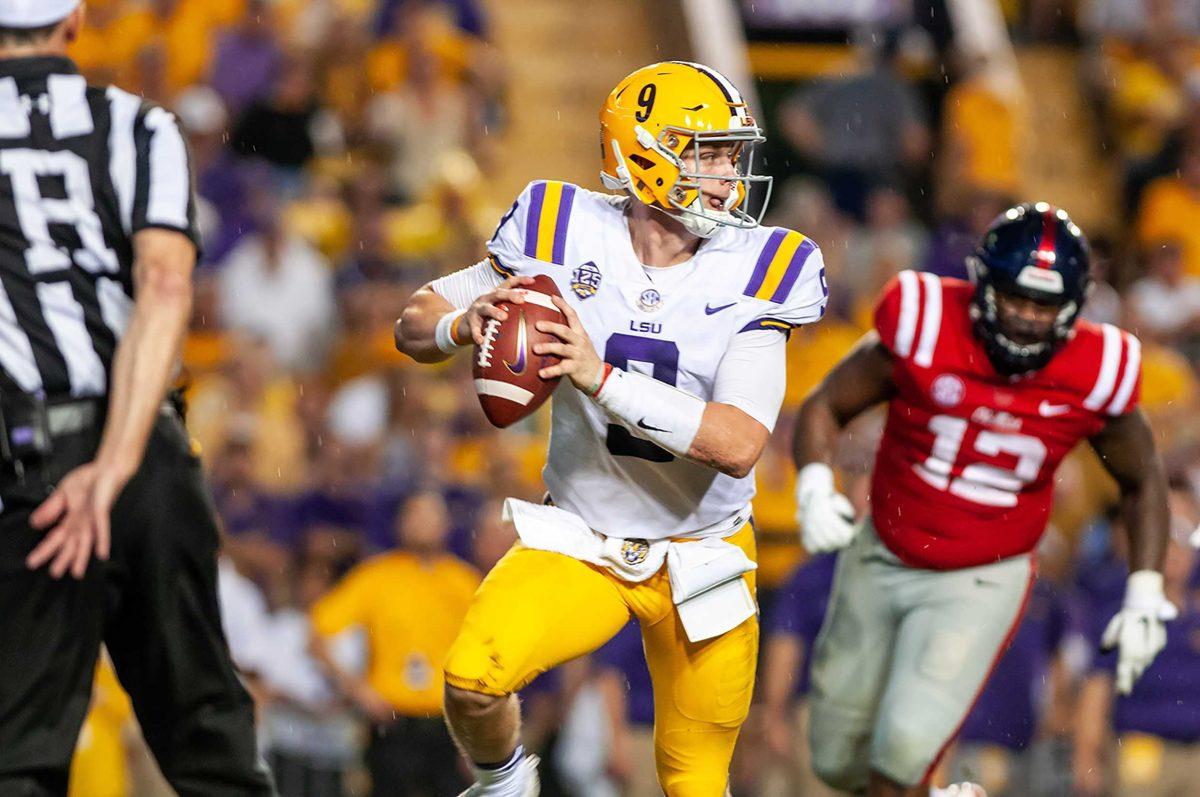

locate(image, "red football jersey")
[[870, 271, 1142, 570]]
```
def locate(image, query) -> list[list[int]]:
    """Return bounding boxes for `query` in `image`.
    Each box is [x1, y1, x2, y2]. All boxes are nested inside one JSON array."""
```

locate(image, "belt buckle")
[[0, 393, 52, 466]]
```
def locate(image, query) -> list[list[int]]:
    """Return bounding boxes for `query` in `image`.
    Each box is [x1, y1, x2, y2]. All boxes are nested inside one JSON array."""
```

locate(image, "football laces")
[[477, 317, 501, 368]]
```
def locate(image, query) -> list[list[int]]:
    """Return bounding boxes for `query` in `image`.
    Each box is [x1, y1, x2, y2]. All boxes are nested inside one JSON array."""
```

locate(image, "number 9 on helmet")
[[599, 61, 773, 238]]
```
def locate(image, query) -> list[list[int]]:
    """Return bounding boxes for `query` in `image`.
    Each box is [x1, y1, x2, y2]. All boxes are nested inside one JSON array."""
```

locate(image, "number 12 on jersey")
[[914, 414, 1047, 508]]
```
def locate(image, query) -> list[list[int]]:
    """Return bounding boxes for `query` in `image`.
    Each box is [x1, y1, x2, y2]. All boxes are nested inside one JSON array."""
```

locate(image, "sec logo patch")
[[638, 289, 662, 312], [931, 374, 965, 407]]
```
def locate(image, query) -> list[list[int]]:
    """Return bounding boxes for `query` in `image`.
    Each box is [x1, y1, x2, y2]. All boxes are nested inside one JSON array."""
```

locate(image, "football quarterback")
[[395, 61, 827, 797], [793, 204, 1171, 797]]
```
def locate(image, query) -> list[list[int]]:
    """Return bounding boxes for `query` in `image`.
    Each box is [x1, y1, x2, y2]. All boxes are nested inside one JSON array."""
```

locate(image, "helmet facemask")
[[664, 127, 773, 237], [967, 256, 1085, 376], [602, 122, 773, 238]]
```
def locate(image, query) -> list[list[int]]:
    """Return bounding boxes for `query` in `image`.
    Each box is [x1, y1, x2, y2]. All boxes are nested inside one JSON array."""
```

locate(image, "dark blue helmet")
[[967, 203, 1091, 375]]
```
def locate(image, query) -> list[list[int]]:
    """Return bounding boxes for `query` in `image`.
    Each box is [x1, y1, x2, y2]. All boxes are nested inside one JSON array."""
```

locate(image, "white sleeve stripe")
[[895, 270, 919, 358], [0, 280, 41, 392], [36, 282, 106, 397], [143, 107, 190, 229], [914, 272, 942, 368], [1107, 334, 1141, 416], [106, 87, 139, 234], [0, 77, 31, 137], [47, 74, 93, 139], [97, 277, 133, 338], [1083, 324, 1122, 410]]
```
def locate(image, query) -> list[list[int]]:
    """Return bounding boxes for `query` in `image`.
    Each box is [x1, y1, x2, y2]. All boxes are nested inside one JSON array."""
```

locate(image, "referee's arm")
[[94, 229, 194, 480], [27, 107, 198, 580]]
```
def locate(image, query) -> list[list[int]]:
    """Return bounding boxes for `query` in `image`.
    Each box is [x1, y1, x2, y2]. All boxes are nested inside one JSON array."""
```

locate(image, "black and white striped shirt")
[[0, 56, 197, 399]]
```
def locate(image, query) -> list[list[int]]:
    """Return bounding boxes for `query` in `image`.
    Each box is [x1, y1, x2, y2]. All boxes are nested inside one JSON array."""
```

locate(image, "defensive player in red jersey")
[[792, 204, 1172, 797]]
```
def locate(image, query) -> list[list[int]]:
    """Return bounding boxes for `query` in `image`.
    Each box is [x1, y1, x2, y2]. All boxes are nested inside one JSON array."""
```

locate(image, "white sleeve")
[[712, 329, 788, 432], [429, 260, 505, 309]]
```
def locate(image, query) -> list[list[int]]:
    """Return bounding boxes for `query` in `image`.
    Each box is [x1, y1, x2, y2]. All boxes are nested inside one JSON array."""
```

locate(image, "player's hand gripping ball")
[[472, 274, 564, 427]]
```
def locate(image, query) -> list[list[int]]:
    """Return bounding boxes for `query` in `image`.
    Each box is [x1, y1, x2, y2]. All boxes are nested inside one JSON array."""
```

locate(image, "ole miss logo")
[[931, 374, 965, 408]]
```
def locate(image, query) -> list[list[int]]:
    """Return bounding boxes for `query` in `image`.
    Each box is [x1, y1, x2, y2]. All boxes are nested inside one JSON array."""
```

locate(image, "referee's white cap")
[[0, 0, 80, 28]]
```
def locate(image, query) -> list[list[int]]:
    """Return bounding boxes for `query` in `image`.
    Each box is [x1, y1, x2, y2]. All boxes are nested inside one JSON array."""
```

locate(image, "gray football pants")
[[807, 519, 1034, 792]]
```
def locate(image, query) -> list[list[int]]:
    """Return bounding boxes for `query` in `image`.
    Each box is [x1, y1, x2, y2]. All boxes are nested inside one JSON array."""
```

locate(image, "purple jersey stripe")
[[552, 184, 576, 265], [524, 182, 546, 258], [745, 229, 786, 297], [769, 237, 817, 303]]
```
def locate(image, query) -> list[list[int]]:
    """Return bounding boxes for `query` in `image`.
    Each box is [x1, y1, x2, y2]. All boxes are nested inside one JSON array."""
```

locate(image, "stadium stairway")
[[1015, 44, 1118, 236], [484, 0, 681, 200], [482, 13, 1117, 235]]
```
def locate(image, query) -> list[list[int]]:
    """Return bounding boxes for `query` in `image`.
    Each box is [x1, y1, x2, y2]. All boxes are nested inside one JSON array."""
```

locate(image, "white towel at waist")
[[501, 498, 756, 641]]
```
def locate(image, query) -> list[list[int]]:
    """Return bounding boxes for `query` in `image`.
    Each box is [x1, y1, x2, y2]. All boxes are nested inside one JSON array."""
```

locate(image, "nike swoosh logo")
[[705, 302, 736, 315], [637, 418, 671, 433], [1038, 400, 1070, 417], [503, 312, 527, 375]]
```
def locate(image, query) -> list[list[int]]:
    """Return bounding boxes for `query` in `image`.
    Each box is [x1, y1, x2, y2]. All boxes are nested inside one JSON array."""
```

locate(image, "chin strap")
[[675, 200, 723, 238], [599, 171, 626, 191], [601, 139, 635, 192]]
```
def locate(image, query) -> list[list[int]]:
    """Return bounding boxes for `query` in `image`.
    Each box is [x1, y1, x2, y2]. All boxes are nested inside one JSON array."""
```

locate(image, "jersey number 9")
[[604, 333, 679, 462]]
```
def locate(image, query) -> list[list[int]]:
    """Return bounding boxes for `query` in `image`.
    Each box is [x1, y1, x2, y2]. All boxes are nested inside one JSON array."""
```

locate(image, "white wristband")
[[593, 368, 705, 458], [797, 462, 836, 501], [434, 310, 467, 354]]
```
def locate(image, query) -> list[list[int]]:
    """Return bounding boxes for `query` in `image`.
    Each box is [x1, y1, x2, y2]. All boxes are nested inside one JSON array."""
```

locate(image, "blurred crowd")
[[60, 0, 1200, 796]]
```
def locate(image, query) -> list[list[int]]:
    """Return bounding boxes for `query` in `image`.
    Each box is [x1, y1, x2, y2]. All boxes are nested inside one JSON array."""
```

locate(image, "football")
[[472, 274, 565, 428]]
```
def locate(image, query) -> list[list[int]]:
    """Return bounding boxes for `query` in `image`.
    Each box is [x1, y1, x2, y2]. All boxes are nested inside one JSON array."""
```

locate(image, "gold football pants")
[[444, 523, 759, 797]]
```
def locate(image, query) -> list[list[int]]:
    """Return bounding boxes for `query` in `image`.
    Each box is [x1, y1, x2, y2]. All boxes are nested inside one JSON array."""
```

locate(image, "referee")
[[0, 3, 275, 796]]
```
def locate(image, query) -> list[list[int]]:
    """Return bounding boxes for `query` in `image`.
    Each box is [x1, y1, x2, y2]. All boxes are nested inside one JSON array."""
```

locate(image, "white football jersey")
[[487, 180, 827, 540]]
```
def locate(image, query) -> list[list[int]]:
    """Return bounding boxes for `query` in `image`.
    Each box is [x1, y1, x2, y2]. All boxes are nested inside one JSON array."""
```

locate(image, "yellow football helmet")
[[600, 61, 772, 237]]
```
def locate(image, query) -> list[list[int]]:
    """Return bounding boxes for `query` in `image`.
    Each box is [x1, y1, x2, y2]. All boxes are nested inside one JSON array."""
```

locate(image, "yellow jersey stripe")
[[534, 181, 564, 262], [755, 231, 804, 301]]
